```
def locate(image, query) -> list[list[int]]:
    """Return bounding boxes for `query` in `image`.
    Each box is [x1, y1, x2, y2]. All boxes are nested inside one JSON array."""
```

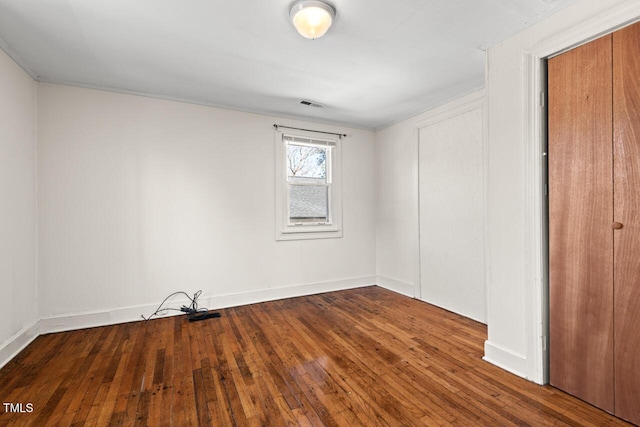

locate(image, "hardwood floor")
[[0, 286, 632, 426]]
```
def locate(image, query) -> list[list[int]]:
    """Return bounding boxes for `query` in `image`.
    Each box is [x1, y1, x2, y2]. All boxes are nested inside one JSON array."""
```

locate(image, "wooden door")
[[613, 21, 640, 425], [548, 35, 614, 412]]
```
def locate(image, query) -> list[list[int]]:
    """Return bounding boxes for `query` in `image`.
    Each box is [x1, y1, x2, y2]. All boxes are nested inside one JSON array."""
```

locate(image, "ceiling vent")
[[300, 100, 325, 108]]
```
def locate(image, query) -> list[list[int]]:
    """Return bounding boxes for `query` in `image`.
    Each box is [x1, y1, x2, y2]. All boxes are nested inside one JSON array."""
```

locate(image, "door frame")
[[522, 4, 640, 384]]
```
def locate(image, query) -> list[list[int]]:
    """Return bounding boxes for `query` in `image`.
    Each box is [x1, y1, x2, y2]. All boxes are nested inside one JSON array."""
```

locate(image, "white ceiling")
[[0, 0, 576, 130]]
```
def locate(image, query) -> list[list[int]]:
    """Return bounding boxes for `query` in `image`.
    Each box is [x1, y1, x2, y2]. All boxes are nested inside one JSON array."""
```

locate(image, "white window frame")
[[275, 128, 342, 240]]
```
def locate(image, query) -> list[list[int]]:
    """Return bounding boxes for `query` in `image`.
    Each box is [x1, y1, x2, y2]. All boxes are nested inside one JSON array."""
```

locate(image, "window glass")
[[288, 185, 329, 223], [286, 143, 330, 224], [286, 144, 327, 180]]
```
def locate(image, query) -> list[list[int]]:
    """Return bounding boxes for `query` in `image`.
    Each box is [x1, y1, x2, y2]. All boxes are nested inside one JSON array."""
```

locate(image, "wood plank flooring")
[[0, 286, 632, 426]]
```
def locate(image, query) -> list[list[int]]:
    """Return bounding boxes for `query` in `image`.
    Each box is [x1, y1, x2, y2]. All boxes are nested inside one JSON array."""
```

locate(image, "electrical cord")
[[141, 290, 208, 321]]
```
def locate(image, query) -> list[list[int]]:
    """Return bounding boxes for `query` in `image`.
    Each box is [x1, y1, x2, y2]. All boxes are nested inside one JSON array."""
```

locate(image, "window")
[[275, 129, 342, 240]]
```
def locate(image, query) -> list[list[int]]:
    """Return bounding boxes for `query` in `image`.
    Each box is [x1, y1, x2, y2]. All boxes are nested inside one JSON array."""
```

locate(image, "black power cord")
[[186, 311, 221, 322], [142, 290, 219, 321]]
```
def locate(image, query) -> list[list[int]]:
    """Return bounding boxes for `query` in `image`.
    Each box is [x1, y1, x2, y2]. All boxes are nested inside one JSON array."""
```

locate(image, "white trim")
[[40, 305, 150, 334], [282, 134, 336, 147], [0, 39, 38, 80], [275, 128, 343, 240], [415, 89, 487, 319], [36, 276, 376, 334], [483, 340, 527, 378], [415, 89, 486, 129], [521, 1, 640, 385], [414, 89, 486, 301], [376, 275, 415, 298], [1, 277, 377, 366], [0, 277, 375, 367], [0, 320, 40, 370], [482, 61, 491, 336], [531, 2, 640, 58], [413, 123, 422, 300], [522, 52, 549, 385], [212, 276, 375, 309]]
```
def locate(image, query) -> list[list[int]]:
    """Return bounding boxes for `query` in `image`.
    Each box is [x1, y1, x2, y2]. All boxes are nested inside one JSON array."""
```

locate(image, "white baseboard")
[[38, 276, 377, 335], [40, 305, 156, 334], [0, 320, 40, 370], [376, 275, 415, 297], [2, 276, 404, 369], [207, 276, 377, 310], [4, 282, 531, 387], [483, 340, 527, 379]]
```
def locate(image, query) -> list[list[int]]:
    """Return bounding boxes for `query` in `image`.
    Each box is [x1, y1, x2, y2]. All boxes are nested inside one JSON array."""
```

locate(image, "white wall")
[[375, 117, 420, 297], [8, 0, 636, 382], [484, 0, 640, 381], [0, 48, 38, 366], [375, 91, 485, 301], [37, 83, 376, 328], [419, 107, 485, 323]]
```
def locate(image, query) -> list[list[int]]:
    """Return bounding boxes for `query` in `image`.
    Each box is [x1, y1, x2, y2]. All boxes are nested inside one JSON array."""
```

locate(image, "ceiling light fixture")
[[289, 0, 336, 40]]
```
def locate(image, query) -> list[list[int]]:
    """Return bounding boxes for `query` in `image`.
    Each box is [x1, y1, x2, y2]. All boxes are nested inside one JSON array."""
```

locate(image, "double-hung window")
[[275, 129, 342, 240]]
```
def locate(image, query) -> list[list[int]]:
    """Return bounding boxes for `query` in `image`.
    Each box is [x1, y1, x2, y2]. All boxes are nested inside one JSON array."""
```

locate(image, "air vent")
[[300, 100, 325, 108]]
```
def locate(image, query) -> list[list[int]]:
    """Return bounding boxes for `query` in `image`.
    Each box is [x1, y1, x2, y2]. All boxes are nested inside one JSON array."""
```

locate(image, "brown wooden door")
[[613, 21, 640, 426], [548, 35, 615, 413]]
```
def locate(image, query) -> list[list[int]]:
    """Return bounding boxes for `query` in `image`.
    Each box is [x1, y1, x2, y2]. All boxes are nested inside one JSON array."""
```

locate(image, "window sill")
[[276, 228, 343, 241]]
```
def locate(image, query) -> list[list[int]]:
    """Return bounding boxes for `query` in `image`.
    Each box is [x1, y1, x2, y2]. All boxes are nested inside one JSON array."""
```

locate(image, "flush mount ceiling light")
[[289, 0, 336, 39]]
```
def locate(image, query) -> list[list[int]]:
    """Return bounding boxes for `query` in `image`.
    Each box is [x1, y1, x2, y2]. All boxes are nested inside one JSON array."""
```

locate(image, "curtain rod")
[[273, 124, 346, 138]]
